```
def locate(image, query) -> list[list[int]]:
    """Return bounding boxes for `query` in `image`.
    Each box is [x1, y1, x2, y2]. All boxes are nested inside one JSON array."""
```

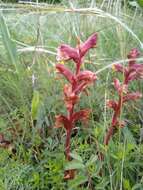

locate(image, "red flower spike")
[[55, 34, 97, 180], [56, 64, 76, 84], [123, 92, 142, 103], [79, 33, 98, 57], [104, 48, 142, 148]]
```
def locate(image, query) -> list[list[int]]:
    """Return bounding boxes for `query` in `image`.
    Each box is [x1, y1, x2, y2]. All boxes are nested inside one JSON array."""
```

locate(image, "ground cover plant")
[[0, 0, 143, 189]]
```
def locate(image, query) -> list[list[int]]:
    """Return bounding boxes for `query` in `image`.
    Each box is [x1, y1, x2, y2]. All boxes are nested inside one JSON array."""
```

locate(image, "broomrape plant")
[[104, 48, 143, 146], [54, 35, 143, 180], [54, 33, 97, 180]]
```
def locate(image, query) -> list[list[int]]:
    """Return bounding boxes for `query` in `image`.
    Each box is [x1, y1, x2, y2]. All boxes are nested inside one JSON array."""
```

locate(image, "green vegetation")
[[2, 0, 61, 3], [0, 0, 143, 189]]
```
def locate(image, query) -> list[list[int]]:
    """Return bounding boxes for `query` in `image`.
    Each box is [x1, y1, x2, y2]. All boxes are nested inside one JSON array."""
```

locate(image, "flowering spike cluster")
[[54, 33, 97, 180], [104, 49, 143, 146]]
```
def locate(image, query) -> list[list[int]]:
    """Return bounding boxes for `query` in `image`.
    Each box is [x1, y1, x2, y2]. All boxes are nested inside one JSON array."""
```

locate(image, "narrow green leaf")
[[31, 90, 40, 120], [0, 13, 17, 67]]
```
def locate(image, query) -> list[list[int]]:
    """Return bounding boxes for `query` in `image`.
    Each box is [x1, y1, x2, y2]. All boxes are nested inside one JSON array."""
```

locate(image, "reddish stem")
[[65, 128, 72, 161], [104, 96, 122, 146], [104, 126, 116, 145], [65, 57, 82, 159], [64, 58, 82, 179], [76, 58, 82, 75]]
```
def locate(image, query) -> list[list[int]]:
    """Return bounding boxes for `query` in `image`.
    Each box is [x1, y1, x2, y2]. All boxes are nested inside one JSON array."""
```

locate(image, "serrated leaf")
[[70, 152, 83, 162], [31, 90, 40, 120], [65, 161, 85, 170], [68, 175, 88, 190]]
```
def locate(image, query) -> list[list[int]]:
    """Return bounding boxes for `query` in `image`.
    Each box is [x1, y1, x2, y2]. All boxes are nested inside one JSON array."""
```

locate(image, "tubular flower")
[[123, 92, 142, 103], [54, 115, 71, 130], [63, 84, 79, 111], [56, 64, 76, 84], [106, 100, 118, 111], [54, 34, 97, 180], [79, 33, 98, 57], [77, 70, 97, 83], [57, 44, 79, 63], [113, 78, 128, 95]]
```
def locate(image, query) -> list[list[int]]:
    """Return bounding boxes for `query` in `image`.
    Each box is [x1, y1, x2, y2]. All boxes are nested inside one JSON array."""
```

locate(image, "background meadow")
[[0, 0, 143, 189]]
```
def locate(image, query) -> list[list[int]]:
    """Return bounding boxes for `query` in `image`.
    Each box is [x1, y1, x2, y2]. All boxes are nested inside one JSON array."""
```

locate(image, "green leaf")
[[65, 161, 85, 170], [70, 152, 83, 162], [137, 0, 143, 7], [31, 90, 40, 120], [32, 172, 40, 185], [0, 13, 17, 68], [68, 175, 88, 190], [123, 179, 131, 190]]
